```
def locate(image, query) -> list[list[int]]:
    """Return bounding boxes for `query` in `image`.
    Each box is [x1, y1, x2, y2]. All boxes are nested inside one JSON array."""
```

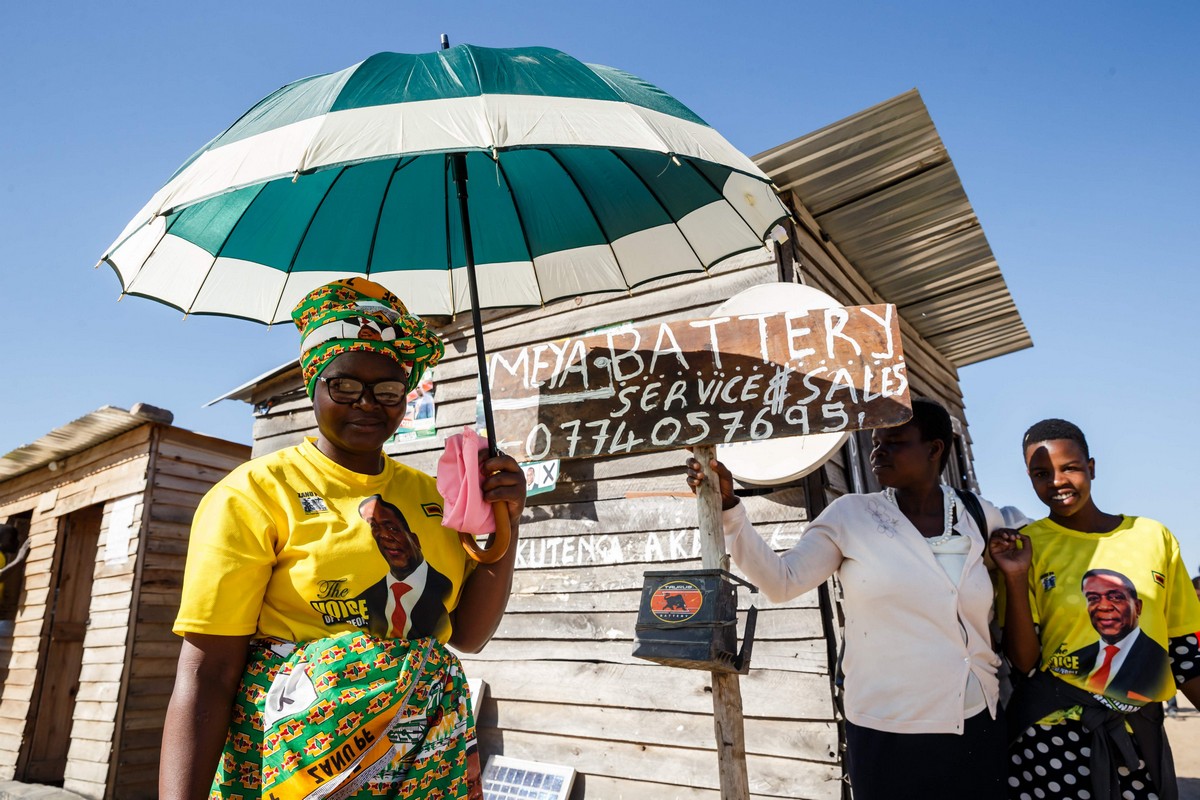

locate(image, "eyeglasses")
[[319, 376, 408, 407]]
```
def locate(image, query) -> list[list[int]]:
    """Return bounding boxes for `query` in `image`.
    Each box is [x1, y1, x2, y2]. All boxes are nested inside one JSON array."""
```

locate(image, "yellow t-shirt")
[[174, 439, 475, 643], [1018, 515, 1200, 709]]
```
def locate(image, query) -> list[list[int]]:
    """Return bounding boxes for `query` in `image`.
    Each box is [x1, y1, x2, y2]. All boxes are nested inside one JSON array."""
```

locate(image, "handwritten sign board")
[[488, 304, 911, 462]]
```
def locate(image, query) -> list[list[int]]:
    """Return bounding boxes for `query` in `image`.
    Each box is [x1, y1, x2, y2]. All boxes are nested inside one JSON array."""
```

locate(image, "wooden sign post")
[[485, 304, 911, 799], [694, 442, 750, 799]]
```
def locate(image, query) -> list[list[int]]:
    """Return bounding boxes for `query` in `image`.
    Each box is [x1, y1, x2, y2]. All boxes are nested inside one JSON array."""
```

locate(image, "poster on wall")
[[390, 368, 437, 444], [104, 495, 138, 566], [521, 459, 560, 498]]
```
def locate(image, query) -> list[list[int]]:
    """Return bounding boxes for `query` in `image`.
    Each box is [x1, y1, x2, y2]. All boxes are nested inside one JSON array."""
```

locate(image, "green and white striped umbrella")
[[101, 44, 788, 322]]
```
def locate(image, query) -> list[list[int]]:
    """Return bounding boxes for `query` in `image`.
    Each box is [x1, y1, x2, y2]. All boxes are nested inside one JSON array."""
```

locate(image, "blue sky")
[[2, 2, 1197, 570]]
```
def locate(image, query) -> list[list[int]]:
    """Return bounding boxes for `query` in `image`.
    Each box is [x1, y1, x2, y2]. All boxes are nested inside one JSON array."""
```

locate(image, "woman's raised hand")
[[684, 457, 739, 511], [988, 528, 1032, 576]]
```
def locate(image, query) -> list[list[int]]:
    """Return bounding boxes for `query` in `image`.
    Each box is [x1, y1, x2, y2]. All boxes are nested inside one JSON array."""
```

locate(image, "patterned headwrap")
[[291, 278, 445, 398]]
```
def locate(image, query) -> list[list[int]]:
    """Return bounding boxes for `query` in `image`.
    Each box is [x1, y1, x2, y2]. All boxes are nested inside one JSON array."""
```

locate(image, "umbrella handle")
[[459, 505, 512, 564]]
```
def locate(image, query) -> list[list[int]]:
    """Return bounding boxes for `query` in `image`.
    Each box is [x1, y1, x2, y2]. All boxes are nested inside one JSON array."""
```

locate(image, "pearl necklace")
[[883, 485, 956, 543]]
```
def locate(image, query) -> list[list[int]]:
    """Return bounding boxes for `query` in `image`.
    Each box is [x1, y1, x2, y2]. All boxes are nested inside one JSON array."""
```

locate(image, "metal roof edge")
[[206, 360, 299, 406], [753, 89, 1031, 369], [0, 405, 168, 483]]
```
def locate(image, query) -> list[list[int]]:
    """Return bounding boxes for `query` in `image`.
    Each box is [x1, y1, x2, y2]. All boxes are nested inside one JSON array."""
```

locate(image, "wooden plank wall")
[[0, 426, 154, 787], [0, 424, 250, 799], [109, 428, 249, 799], [239, 196, 973, 797]]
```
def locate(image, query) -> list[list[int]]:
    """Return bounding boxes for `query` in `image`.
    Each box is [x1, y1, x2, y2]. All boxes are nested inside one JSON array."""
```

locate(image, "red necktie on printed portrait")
[[1087, 644, 1120, 692], [390, 581, 412, 638]]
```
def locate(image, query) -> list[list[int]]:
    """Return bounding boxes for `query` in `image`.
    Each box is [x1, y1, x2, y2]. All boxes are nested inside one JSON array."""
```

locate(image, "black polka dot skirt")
[[1008, 719, 1160, 800], [1171, 631, 1200, 689]]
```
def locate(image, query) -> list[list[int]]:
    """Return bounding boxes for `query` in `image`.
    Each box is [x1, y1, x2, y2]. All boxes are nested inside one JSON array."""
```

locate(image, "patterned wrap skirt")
[[209, 631, 482, 800]]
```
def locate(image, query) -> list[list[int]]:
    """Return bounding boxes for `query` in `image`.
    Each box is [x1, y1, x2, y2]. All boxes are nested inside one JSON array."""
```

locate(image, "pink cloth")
[[437, 427, 496, 535]]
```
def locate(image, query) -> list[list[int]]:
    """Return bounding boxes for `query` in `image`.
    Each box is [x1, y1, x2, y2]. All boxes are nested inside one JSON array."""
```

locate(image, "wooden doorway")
[[0, 510, 33, 706], [1, 509, 32, 622], [19, 504, 102, 785]]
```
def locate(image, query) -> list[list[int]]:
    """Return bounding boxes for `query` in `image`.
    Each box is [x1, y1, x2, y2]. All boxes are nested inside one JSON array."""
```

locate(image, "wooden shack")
[[214, 89, 1031, 799], [0, 405, 249, 799]]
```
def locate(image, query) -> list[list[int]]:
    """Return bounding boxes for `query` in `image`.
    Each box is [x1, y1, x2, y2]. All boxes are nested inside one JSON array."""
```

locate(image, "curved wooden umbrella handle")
[[459, 502, 512, 564]]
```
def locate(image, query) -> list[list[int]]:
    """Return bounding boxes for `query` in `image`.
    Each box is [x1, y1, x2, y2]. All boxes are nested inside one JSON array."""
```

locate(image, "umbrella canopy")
[[101, 44, 788, 321]]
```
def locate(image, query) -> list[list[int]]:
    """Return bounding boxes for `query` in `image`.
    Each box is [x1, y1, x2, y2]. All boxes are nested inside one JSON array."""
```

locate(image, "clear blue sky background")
[[2, 2, 1197, 570]]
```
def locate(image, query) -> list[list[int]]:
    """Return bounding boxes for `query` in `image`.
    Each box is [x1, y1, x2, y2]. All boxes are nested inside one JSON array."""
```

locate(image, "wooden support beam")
[[694, 443, 749, 800]]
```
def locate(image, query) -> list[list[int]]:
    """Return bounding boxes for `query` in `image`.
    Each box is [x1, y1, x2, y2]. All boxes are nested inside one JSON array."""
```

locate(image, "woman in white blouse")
[[685, 398, 1008, 799]]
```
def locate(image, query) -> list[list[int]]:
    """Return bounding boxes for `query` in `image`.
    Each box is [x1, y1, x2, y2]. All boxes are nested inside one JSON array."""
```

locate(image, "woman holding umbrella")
[[685, 398, 1010, 799], [161, 278, 525, 800]]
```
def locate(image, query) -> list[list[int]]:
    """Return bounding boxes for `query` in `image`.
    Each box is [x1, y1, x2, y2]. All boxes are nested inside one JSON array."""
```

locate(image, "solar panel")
[[482, 755, 576, 800]]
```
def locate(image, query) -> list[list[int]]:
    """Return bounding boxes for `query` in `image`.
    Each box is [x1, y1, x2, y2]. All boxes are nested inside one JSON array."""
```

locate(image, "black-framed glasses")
[[319, 376, 408, 407]]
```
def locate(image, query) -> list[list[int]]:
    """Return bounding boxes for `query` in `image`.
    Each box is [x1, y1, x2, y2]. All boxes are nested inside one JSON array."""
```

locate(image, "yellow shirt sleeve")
[[174, 482, 278, 637], [1165, 531, 1200, 638]]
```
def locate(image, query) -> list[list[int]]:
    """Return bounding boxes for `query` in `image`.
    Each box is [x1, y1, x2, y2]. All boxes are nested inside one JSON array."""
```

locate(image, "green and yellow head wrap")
[[291, 278, 445, 398]]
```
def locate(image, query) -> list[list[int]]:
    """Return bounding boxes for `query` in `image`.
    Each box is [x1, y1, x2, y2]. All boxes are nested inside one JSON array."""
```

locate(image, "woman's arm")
[[0, 539, 30, 579], [449, 453, 526, 654], [724, 501, 844, 603], [159, 633, 251, 800], [989, 530, 1041, 673], [685, 456, 843, 603]]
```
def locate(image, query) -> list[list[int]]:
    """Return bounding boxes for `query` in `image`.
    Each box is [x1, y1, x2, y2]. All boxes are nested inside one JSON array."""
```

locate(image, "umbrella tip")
[[440, 34, 450, 50]]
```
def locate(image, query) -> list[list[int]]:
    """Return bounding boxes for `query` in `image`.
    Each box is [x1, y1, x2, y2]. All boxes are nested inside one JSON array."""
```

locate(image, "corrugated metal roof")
[[755, 89, 1031, 367], [0, 404, 172, 482]]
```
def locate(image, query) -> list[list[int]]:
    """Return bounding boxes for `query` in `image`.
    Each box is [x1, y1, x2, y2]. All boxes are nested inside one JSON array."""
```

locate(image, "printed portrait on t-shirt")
[[355, 495, 452, 639], [1004, 516, 1200, 710], [1059, 568, 1169, 705]]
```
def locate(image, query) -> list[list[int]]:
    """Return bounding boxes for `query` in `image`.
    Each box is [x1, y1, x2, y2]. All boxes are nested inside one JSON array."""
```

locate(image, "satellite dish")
[[714, 283, 851, 486]]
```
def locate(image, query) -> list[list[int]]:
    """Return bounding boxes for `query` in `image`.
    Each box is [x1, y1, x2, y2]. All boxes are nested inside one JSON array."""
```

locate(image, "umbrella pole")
[[450, 153, 499, 458], [451, 151, 512, 563], [694, 443, 751, 799], [440, 40, 503, 458]]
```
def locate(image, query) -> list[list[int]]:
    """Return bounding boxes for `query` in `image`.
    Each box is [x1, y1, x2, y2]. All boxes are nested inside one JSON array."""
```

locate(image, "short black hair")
[[1081, 568, 1137, 600], [1192, 575, 1200, 590], [0, 524, 17, 550], [1023, 418, 1089, 460], [358, 494, 410, 529], [909, 397, 954, 471]]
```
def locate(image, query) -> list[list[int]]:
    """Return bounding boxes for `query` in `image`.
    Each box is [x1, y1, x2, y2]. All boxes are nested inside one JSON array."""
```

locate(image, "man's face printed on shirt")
[[359, 495, 424, 578], [1083, 572, 1141, 643]]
